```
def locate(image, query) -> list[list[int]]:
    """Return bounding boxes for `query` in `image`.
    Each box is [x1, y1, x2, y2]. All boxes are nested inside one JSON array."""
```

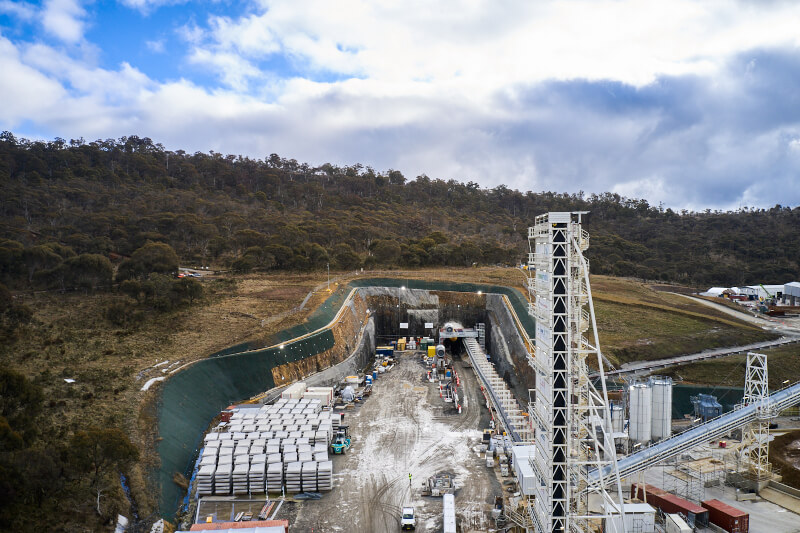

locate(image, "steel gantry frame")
[[528, 212, 625, 533], [741, 352, 774, 481]]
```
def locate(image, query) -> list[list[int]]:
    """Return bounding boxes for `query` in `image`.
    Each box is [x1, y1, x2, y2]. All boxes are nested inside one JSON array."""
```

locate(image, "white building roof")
[[785, 282, 800, 298], [702, 287, 730, 296], [603, 502, 656, 514]]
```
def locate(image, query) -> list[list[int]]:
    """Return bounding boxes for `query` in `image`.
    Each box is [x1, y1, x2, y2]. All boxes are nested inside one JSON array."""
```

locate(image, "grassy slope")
[[589, 277, 777, 367], [0, 269, 776, 529], [657, 343, 800, 389], [0, 273, 329, 529]]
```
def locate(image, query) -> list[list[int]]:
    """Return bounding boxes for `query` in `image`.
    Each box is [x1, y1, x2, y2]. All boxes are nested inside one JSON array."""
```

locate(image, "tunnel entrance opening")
[[365, 294, 490, 350], [442, 338, 465, 358]]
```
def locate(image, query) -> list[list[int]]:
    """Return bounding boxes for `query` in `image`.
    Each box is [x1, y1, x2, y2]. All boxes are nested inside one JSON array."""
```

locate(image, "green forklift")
[[330, 424, 351, 454]]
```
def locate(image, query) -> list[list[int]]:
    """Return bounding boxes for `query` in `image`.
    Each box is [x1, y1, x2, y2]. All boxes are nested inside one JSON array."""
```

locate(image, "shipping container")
[[701, 499, 749, 533], [631, 483, 708, 528], [510, 446, 536, 495], [303, 386, 334, 405], [665, 514, 692, 533], [281, 382, 307, 400]]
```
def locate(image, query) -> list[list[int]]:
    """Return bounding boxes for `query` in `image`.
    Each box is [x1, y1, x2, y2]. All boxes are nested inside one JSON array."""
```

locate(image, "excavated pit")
[[155, 281, 534, 520]]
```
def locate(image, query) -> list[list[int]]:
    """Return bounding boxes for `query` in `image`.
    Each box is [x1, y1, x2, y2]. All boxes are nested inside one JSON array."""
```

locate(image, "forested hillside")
[[1, 132, 798, 291]]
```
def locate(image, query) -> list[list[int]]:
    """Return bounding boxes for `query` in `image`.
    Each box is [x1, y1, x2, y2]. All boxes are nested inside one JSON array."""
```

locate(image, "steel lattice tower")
[[741, 352, 774, 481], [528, 212, 625, 533]]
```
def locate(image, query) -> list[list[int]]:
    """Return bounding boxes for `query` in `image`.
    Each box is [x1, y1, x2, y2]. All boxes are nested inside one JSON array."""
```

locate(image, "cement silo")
[[628, 382, 652, 443], [650, 376, 673, 440], [610, 404, 624, 433]]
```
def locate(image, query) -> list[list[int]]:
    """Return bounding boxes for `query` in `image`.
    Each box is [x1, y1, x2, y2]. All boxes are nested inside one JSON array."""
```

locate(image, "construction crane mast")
[[528, 212, 625, 533]]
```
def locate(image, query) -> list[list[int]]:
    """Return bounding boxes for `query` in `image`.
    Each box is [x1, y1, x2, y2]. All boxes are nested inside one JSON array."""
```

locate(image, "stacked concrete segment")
[[196, 398, 339, 496]]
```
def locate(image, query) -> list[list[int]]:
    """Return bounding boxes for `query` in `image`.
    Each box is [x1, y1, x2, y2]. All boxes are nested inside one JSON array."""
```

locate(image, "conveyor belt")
[[463, 336, 531, 442], [589, 381, 800, 486]]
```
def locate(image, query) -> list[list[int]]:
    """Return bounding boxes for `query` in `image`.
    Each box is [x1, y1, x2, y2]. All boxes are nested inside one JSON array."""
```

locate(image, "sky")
[[1, 0, 800, 211]]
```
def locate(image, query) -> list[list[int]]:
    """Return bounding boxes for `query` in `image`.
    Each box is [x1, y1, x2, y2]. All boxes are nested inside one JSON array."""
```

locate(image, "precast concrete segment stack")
[[302, 461, 318, 492], [194, 397, 338, 497], [650, 376, 673, 440], [232, 462, 249, 494], [248, 461, 265, 493], [266, 462, 283, 492], [285, 461, 302, 493], [629, 382, 653, 443], [214, 463, 232, 495], [196, 465, 215, 496], [317, 460, 333, 491]]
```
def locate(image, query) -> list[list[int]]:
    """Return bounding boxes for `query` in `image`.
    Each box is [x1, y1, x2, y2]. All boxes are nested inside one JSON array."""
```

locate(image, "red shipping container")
[[632, 483, 709, 527], [702, 499, 749, 533]]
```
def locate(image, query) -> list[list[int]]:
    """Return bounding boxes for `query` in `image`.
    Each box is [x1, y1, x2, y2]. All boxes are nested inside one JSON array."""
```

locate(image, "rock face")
[[271, 291, 372, 384], [486, 293, 536, 410]]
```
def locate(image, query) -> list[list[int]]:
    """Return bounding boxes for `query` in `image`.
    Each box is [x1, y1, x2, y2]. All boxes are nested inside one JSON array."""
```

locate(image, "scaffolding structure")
[[662, 455, 725, 502], [528, 212, 624, 533]]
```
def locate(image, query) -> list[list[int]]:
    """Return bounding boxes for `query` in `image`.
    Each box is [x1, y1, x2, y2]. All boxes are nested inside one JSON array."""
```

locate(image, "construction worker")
[[408, 473, 412, 485]]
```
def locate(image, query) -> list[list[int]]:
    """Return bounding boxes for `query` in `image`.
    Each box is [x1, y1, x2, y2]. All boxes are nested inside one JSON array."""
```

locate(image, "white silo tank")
[[611, 404, 624, 433], [628, 382, 652, 443], [650, 376, 673, 440]]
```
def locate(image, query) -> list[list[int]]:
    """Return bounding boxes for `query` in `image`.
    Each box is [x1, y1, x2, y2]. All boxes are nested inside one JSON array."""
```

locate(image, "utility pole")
[[327, 263, 330, 291]]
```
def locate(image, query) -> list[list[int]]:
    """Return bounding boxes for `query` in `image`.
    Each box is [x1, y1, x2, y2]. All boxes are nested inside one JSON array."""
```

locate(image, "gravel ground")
[[291, 350, 503, 532]]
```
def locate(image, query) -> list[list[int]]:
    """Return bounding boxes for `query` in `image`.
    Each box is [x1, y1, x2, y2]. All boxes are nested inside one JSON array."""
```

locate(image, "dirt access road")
[[292, 351, 502, 532]]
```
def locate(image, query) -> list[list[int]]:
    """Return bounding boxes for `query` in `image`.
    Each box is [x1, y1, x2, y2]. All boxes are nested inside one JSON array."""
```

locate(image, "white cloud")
[[188, 47, 262, 92], [0, 37, 66, 124], [146, 39, 165, 53], [3, 1, 800, 210], [0, 0, 37, 20], [612, 177, 670, 207], [119, 0, 188, 15], [41, 0, 88, 44], [188, 0, 800, 91]]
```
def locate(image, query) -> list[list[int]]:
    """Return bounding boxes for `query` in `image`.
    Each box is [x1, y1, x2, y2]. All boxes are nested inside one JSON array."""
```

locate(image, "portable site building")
[[603, 502, 656, 533]]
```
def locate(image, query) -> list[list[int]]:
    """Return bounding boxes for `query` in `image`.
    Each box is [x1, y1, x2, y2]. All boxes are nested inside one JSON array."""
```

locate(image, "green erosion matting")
[[154, 278, 532, 518]]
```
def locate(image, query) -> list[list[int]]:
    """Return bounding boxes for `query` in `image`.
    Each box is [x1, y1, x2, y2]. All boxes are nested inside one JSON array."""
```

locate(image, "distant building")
[[784, 282, 800, 305], [702, 284, 785, 300], [700, 287, 731, 297], [745, 285, 784, 300]]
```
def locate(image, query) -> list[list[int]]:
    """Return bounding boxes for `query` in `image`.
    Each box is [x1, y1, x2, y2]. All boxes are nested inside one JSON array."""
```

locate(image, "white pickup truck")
[[400, 507, 416, 530]]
